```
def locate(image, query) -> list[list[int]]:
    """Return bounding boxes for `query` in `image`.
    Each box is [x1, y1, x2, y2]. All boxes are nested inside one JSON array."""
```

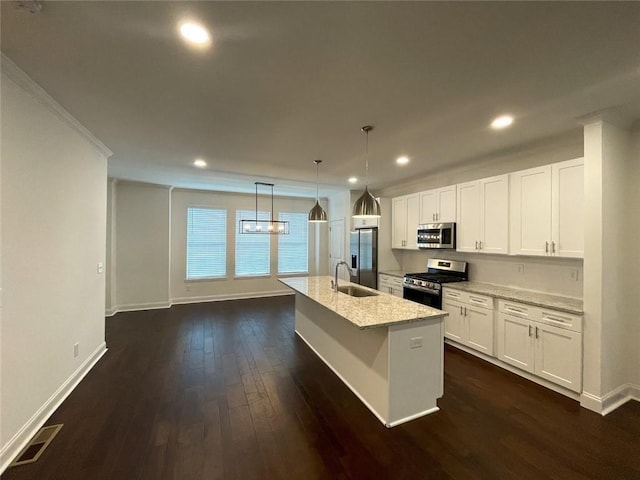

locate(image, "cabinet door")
[[479, 175, 509, 255], [392, 196, 407, 248], [511, 166, 552, 256], [437, 186, 457, 223], [442, 299, 465, 342], [419, 190, 438, 223], [390, 287, 403, 298], [456, 181, 480, 252], [534, 323, 582, 392], [465, 306, 495, 356], [552, 158, 584, 258], [497, 314, 534, 373], [405, 193, 420, 249]]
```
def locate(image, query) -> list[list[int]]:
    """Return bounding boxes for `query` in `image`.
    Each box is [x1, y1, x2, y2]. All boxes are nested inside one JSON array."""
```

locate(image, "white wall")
[[0, 66, 109, 469], [107, 183, 328, 311], [378, 131, 584, 297], [113, 181, 171, 310], [628, 128, 640, 389]]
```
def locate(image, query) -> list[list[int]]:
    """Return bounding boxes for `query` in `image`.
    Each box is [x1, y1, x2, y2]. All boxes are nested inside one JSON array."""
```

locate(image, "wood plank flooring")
[[4, 295, 640, 479]]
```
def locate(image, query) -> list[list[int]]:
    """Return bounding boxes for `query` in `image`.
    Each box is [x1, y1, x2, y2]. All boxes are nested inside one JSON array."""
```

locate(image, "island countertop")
[[279, 276, 447, 329]]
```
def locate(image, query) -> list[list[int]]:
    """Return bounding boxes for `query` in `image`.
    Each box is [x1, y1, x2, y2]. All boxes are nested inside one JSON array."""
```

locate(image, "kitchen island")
[[279, 276, 447, 427]]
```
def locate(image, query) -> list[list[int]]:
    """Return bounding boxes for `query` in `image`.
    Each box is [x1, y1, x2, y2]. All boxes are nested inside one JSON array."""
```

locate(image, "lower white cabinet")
[[442, 288, 494, 356], [497, 300, 582, 393], [378, 274, 403, 297]]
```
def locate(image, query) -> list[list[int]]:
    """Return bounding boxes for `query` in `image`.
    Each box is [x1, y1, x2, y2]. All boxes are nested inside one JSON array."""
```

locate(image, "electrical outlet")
[[516, 263, 525, 275], [410, 337, 423, 349], [97, 262, 104, 274], [569, 268, 579, 282], [73, 343, 79, 358], [186, 284, 191, 292]]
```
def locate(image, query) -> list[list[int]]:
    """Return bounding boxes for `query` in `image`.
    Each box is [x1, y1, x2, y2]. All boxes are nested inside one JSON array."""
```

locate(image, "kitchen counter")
[[379, 270, 406, 278], [444, 281, 583, 315], [280, 275, 446, 427], [280, 276, 446, 329]]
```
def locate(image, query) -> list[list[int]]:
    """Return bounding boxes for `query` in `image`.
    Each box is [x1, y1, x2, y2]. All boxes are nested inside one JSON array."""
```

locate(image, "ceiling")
[[2, 1, 640, 197]]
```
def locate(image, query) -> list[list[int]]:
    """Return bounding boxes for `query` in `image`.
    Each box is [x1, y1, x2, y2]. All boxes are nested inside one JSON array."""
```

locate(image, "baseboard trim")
[[105, 290, 294, 316], [386, 407, 440, 428], [581, 383, 640, 415], [170, 290, 293, 305], [0, 342, 107, 474]]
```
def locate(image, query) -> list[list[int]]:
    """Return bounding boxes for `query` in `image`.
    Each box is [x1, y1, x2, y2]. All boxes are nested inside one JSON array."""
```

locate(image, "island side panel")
[[387, 317, 444, 427], [294, 293, 391, 424]]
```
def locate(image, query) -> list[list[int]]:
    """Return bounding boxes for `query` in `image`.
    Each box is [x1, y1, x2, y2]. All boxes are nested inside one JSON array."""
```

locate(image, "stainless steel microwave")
[[417, 222, 456, 249]]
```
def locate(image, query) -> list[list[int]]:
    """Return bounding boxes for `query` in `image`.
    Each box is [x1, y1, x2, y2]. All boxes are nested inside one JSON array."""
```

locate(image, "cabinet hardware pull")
[[479, 241, 483, 250], [460, 306, 463, 315], [544, 315, 568, 323], [528, 325, 533, 337], [545, 241, 549, 253], [535, 326, 539, 339], [551, 241, 556, 254], [464, 307, 467, 316], [506, 306, 526, 314], [432, 213, 435, 221], [436, 213, 439, 221], [475, 241, 478, 250]]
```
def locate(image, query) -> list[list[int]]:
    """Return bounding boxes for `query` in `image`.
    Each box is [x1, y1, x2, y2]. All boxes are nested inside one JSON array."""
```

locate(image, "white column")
[[580, 111, 635, 413]]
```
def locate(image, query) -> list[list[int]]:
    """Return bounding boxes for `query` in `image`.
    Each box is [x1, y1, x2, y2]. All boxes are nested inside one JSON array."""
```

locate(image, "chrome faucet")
[[333, 261, 350, 292]]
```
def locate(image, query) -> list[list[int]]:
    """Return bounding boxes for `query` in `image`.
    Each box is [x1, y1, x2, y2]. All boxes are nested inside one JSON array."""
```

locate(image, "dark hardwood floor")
[[5, 296, 640, 480]]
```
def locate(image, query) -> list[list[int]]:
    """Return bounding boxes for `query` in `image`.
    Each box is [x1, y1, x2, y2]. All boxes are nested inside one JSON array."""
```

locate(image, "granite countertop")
[[379, 270, 406, 278], [279, 276, 447, 329], [443, 281, 583, 315]]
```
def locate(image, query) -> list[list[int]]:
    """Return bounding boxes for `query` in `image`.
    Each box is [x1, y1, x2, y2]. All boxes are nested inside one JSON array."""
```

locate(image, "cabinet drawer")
[[465, 293, 493, 310], [539, 309, 582, 333], [444, 289, 493, 310], [443, 288, 463, 301], [499, 300, 538, 319]]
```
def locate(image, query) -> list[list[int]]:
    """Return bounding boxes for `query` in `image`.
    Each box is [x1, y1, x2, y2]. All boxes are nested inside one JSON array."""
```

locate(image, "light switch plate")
[[410, 337, 423, 349], [97, 262, 104, 274]]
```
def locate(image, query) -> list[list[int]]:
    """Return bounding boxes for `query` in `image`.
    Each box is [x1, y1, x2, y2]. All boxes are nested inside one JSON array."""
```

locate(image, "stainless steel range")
[[403, 259, 467, 309]]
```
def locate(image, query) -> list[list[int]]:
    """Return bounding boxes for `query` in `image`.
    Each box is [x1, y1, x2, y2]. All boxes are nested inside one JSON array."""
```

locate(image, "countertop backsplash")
[[400, 250, 583, 299]]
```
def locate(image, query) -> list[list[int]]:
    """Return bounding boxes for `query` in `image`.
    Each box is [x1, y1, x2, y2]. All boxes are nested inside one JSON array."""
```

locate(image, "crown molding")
[[1, 52, 113, 158], [577, 107, 634, 130]]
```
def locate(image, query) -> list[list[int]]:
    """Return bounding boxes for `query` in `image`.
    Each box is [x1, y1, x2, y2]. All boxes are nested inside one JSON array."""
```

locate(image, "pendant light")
[[240, 182, 290, 234], [352, 125, 381, 218], [308, 160, 328, 223]]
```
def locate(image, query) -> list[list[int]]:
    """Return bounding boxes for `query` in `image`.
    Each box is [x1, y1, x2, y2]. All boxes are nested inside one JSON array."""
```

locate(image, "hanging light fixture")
[[352, 125, 381, 218], [308, 160, 328, 223], [240, 182, 290, 234]]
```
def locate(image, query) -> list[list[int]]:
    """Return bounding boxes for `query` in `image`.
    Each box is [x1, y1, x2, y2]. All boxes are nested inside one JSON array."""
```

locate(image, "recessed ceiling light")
[[348, 177, 358, 184], [193, 159, 207, 168], [491, 115, 514, 129], [396, 156, 409, 165], [179, 22, 211, 46]]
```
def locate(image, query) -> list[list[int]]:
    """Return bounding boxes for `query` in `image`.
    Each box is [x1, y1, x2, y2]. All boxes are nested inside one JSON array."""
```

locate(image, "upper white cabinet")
[[456, 174, 509, 254], [353, 217, 379, 229], [419, 186, 456, 224], [510, 157, 584, 258], [392, 193, 419, 249]]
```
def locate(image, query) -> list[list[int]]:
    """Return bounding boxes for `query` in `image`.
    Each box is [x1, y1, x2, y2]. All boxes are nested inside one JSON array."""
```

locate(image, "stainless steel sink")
[[337, 285, 379, 297]]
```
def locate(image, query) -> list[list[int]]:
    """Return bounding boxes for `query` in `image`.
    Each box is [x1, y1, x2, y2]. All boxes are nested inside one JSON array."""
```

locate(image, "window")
[[235, 210, 270, 276], [186, 207, 227, 279], [278, 212, 309, 274]]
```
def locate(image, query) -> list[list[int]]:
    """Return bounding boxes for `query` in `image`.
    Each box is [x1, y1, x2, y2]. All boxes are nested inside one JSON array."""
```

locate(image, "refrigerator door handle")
[[351, 255, 357, 269]]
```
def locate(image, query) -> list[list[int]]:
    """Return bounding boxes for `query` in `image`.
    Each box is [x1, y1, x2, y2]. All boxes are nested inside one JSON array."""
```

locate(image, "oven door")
[[403, 286, 442, 309]]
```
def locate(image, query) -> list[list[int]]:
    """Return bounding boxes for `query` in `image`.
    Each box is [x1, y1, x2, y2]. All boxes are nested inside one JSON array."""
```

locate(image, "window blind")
[[278, 212, 309, 274], [186, 207, 227, 279], [235, 210, 270, 276]]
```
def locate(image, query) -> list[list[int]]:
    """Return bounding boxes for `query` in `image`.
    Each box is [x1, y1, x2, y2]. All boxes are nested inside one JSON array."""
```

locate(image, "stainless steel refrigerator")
[[349, 228, 378, 289]]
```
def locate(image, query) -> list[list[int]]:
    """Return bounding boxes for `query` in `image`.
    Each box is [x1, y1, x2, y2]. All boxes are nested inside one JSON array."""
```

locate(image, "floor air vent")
[[10, 424, 63, 467]]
